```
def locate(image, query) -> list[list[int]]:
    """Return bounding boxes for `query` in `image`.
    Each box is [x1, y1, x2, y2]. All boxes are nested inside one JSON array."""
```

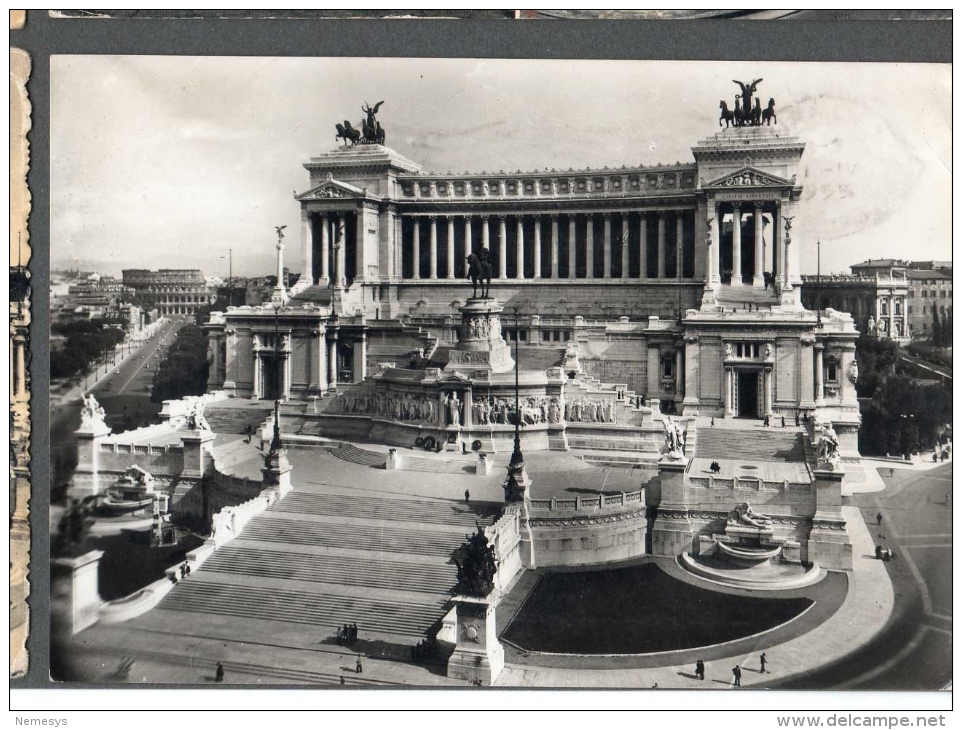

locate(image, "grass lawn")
[[501, 562, 813, 654]]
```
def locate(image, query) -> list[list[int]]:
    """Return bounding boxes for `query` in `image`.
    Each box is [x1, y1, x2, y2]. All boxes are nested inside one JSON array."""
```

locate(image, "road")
[[50, 319, 185, 496], [776, 461, 953, 690]]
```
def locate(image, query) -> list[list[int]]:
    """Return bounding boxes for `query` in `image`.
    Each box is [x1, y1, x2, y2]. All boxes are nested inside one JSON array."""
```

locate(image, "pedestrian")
[[760, 653, 767, 673], [780, 415, 786, 428], [464, 489, 470, 504], [351, 623, 358, 642], [695, 659, 705, 680], [710, 417, 715, 427], [795, 411, 800, 427], [876, 512, 883, 526], [875, 545, 882, 560], [339, 675, 345, 685], [356, 657, 363, 674], [732, 665, 741, 687], [215, 662, 224, 683]]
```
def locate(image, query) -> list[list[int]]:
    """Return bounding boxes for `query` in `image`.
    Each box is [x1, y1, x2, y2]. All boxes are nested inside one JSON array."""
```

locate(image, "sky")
[[50, 56, 951, 278]]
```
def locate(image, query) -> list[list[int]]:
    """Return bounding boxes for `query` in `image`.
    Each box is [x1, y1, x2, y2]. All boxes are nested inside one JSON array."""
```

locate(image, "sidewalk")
[[494, 505, 892, 688]]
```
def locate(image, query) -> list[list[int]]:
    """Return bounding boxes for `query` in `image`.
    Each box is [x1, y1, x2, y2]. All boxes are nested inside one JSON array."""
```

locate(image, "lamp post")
[[816, 238, 823, 329], [268, 303, 284, 455], [504, 306, 529, 503]]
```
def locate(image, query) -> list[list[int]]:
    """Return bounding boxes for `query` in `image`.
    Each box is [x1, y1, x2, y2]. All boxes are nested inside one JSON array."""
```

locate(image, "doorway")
[[262, 356, 281, 400], [735, 370, 761, 418]]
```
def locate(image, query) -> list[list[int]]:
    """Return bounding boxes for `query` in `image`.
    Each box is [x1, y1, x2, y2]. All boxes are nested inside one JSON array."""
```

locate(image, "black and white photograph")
[[11, 14, 953, 718]]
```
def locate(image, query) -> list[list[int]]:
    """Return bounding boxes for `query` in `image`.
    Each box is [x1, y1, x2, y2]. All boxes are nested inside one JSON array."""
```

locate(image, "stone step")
[[567, 437, 659, 453], [331, 443, 387, 467], [160, 580, 445, 637], [273, 492, 499, 529], [202, 545, 456, 596], [579, 452, 660, 468], [241, 515, 466, 558], [695, 428, 805, 463]]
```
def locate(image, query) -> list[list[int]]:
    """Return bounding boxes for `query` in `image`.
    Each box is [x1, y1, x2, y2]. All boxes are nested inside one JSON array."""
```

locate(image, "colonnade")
[[706, 200, 791, 289], [400, 211, 693, 281], [304, 210, 351, 288]]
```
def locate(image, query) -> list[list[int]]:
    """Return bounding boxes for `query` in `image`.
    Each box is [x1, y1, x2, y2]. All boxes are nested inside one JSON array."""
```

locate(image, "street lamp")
[[815, 238, 823, 329], [268, 304, 284, 455]]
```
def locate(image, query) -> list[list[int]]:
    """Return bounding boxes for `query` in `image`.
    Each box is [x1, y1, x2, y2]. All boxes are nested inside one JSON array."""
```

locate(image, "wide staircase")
[[204, 404, 274, 435], [157, 491, 499, 639], [695, 427, 807, 464], [714, 284, 780, 309]]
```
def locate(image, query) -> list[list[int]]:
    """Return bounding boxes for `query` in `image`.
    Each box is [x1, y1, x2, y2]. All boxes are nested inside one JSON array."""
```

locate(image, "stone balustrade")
[[528, 489, 644, 512], [687, 474, 811, 492]]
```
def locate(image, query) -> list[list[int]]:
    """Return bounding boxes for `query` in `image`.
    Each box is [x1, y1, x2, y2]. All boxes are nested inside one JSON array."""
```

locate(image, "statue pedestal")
[[51, 550, 104, 635], [446, 593, 504, 686], [446, 298, 514, 375], [262, 447, 292, 497], [809, 466, 851, 570]]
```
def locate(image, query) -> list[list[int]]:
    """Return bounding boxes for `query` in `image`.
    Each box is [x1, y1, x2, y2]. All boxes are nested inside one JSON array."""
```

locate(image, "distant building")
[[800, 272, 908, 341], [123, 268, 210, 317], [802, 258, 952, 340]]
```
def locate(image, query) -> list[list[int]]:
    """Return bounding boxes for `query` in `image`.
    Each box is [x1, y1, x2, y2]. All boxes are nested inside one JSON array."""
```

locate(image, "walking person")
[[760, 653, 768, 673], [356, 656, 363, 674], [695, 659, 705, 680], [876, 512, 883, 526], [732, 665, 741, 687], [464, 489, 470, 504], [215, 662, 224, 683], [710, 417, 715, 427]]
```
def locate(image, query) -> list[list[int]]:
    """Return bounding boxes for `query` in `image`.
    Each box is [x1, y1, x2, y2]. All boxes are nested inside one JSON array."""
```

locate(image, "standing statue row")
[[335, 100, 387, 146]]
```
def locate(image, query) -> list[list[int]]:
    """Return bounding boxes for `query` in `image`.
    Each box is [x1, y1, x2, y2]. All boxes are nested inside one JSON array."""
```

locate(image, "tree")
[[941, 309, 950, 347], [151, 325, 209, 403], [931, 306, 942, 345]]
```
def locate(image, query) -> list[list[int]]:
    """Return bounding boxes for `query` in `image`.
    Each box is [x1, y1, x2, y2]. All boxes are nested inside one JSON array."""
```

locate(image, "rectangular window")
[[908, 306, 913, 315], [941, 291, 946, 298], [922, 290, 928, 298], [826, 363, 838, 383]]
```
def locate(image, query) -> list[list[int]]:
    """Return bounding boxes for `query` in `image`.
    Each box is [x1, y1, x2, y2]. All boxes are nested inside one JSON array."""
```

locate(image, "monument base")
[[446, 593, 504, 686]]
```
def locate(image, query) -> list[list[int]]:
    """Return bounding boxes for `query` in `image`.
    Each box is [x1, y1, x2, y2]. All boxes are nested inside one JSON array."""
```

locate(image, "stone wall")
[[527, 490, 647, 566]]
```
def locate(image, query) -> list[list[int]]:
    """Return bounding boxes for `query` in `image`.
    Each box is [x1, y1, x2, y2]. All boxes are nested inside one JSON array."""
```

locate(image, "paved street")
[[775, 460, 952, 690], [50, 319, 184, 496]]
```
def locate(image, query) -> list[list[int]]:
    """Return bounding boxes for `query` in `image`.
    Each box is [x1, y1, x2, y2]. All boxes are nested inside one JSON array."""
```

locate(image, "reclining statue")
[[729, 502, 773, 529]]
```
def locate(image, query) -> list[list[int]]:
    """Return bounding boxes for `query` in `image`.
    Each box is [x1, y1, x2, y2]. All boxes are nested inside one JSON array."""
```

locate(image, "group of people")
[[178, 562, 192, 579], [693, 654, 767, 686], [411, 637, 439, 663], [763, 414, 787, 428], [875, 545, 896, 562], [336, 623, 359, 645]]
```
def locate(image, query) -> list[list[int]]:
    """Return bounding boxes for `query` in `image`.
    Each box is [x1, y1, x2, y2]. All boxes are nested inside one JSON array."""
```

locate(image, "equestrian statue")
[[466, 247, 493, 299]]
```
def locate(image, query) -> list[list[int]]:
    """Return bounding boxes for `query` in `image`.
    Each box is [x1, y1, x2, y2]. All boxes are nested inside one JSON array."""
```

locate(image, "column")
[[657, 212, 666, 279], [464, 215, 474, 261], [533, 218, 542, 279], [550, 215, 559, 278], [462, 387, 473, 429], [682, 336, 700, 414], [620, 214, 629, 279], [585, 215, 595, 279], [708, 203, 722, 284], [253, 349, 262, 399], [731, 204, 743, 284], [498, 217, 508, 279], [328, 337, 338, 390], [638, 213, 647, 279], [481, 215, 490, 251], [567, 215, 577, 278], [357, 333, 368, 382], [753, 204, 765, 287], [674, 348, 683, 399], [799, 340, 815, 410], [16, 341, 26, 396], [723, 367, 733, 417], [814, 343, 825, 405], [675, 212, 684, 279], [301, 208, 314, 285], [336, 216, 347, 288], [888, 295, 895, 338], [782, 228, 793, 290], [602, 214, 612, 279], [316, 329, 328, 391], [515, 217, 525, 280], [412, 218, 421, 280], [429, 216, 438, 279], [446, 217, 456, 279], [764, 367, 773, 416], [319, 213, 330, 286]]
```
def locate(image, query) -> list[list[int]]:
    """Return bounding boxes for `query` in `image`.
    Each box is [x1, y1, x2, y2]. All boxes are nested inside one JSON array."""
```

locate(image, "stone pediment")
[[702, 166, 794, 190], [295, 173, 366, 201]]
